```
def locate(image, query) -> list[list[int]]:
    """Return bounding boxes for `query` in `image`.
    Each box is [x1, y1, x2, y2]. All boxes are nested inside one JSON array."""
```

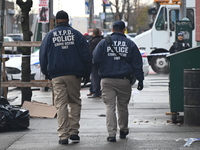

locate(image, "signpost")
[[38, 0, 49, 23]]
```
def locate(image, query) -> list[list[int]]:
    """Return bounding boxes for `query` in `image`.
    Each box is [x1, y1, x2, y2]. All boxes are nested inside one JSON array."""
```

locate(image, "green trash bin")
[[167, 46, 200, 123]]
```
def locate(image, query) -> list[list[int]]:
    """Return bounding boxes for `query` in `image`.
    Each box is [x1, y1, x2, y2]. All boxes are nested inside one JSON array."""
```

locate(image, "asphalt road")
[[1, 72, 200, 150]]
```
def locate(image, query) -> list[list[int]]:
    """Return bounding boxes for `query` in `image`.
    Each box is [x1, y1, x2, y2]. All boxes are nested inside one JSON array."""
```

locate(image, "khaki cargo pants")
[[52, 75, 82, 140], [101, 78, 132, 137]]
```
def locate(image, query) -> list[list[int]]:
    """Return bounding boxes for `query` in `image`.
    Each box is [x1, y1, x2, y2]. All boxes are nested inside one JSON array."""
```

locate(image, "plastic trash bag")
[[0, 108, 8, 131], [0, 96, 10, 105], [0, 104, 30, 131], [176, 138, 200, 147], [184, 138, 200, 147]]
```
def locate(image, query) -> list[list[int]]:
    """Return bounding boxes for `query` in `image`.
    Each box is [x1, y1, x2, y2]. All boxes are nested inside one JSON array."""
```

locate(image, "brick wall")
[[196, 0, 200, 42]]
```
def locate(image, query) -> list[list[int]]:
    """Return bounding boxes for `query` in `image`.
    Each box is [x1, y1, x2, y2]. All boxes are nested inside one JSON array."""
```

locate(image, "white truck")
[[133, 0, 196, 74]]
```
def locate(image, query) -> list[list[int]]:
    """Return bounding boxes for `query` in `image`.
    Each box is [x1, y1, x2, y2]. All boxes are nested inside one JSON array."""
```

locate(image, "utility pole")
[[49, 0, 54, 30], [40, 0, 53, 91], [0, 0, 5, 96], [89, 0, 94, 29], [103, 1, 106, 29], [180, 0, 186, 19]]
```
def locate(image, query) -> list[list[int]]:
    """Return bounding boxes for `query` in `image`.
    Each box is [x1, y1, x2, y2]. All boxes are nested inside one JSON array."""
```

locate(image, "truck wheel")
[[151, 56, 169, 74]]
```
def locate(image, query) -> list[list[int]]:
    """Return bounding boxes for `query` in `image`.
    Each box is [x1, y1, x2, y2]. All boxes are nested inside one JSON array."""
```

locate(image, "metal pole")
[[0, 0, 6, 96], [89, 0, 94, 29], [49, 0, 54, 30], [103, 2, 106, 29], [180, 0, 186, 19]]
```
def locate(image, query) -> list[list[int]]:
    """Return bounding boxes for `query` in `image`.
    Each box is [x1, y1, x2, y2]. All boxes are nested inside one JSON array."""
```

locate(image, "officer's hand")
[[137, 81, 143, 91], [83, 75, 90, 86]]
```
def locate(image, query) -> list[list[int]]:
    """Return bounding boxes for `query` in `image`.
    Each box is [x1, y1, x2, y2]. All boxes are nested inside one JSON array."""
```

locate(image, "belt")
[[102, 76, 130, 79], [114, 76, 129, 79]]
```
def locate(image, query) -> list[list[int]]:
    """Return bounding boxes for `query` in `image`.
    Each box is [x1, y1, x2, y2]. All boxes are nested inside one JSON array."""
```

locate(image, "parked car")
[[140, 50, 149, 76], [127, 50, 149, 84], [6, 33, 23, 53], [126, 33, 137, 38], [3, 36, 17, 54], [5, 50, 41, 80], [6, 33, 23, 41]]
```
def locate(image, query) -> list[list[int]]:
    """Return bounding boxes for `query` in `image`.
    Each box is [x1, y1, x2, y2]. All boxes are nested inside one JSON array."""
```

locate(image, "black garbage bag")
[[0, 104, 30, 132], [0, 106, 9, 131], [0, 96, 10, 105]]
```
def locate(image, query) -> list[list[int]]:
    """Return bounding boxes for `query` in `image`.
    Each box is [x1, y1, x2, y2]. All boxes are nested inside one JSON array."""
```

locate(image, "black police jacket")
[[39, 22, 92, 79], [169, 40, 190, 54], [93, 32, 144, 82]]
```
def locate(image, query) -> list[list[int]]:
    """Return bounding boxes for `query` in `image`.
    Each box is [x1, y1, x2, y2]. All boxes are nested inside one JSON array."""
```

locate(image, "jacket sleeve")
[[93, 40, 104, 69], [186, 42, 191, 49], [39, 33, 50, 77], [131, 44, 144, 82], [169, 43, 175, 54], [89, 39, 96, 52], [78, 34, 92, 77]]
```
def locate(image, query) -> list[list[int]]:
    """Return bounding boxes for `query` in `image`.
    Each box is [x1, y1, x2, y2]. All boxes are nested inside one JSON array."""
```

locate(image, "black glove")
[[83, 75, 90, 86], [45, 75, 51, 80], [137, 81, 143, 91]]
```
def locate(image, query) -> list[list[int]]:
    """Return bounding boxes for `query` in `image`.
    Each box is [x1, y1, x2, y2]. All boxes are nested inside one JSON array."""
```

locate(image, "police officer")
[[93, 20, 144, 142], [39, 10, 92, 145], [169, 32, 190, 54]]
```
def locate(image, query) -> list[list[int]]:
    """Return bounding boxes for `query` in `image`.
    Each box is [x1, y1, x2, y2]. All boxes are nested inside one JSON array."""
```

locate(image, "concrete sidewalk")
[[1, 83, 200, 150]]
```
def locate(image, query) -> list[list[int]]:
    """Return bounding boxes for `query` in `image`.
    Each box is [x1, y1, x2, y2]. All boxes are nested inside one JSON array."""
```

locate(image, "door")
[[152, 7, 170, 50]]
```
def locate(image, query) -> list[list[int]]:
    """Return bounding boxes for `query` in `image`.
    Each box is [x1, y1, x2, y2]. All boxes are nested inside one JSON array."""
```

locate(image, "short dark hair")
[[93, 28, 101, 36]]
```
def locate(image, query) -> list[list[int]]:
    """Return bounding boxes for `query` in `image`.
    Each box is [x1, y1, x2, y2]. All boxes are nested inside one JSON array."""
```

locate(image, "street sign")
[[38, 0, 49, 23], [38, 7, 49, 23], [85, 0, 89, 14], [39, 0, 49, 7], [102, 0, 111, 6]]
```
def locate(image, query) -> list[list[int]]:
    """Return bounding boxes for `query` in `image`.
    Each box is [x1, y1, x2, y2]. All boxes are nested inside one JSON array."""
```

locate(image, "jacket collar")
[[91, 35, 103, 40], [55, 22, 72, 28], [111, 32, 126, 37]]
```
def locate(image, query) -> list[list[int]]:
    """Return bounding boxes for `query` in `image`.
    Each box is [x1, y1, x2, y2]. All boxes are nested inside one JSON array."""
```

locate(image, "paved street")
[[1, 72, 200, 150]]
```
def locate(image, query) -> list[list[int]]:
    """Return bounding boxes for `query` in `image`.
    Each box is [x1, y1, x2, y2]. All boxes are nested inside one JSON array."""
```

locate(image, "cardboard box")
[[22, 101, 57, 118]]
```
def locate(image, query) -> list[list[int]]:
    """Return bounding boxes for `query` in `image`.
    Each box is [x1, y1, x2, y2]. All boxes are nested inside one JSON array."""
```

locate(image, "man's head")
[[112, 20, 126, 33], [177, 32, 184, 41], [55, 10, 69, 24], [93, 28, 102, 37]]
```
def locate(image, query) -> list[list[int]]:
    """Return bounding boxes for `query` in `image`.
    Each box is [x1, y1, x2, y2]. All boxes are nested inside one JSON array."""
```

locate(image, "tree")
[[109, 0, 127, 20], [128, 4, 150, 32], [108, 0, 152, 32], [16, 0, 33, 104]]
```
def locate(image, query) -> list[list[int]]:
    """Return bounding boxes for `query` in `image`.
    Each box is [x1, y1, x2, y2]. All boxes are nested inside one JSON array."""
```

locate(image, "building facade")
[[0, 0, 15, 35]]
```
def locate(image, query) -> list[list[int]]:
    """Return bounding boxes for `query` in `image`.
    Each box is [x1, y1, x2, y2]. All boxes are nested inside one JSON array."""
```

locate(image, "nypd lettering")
[[52, 30, 75, 49], [107, 41, 128, 60]]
